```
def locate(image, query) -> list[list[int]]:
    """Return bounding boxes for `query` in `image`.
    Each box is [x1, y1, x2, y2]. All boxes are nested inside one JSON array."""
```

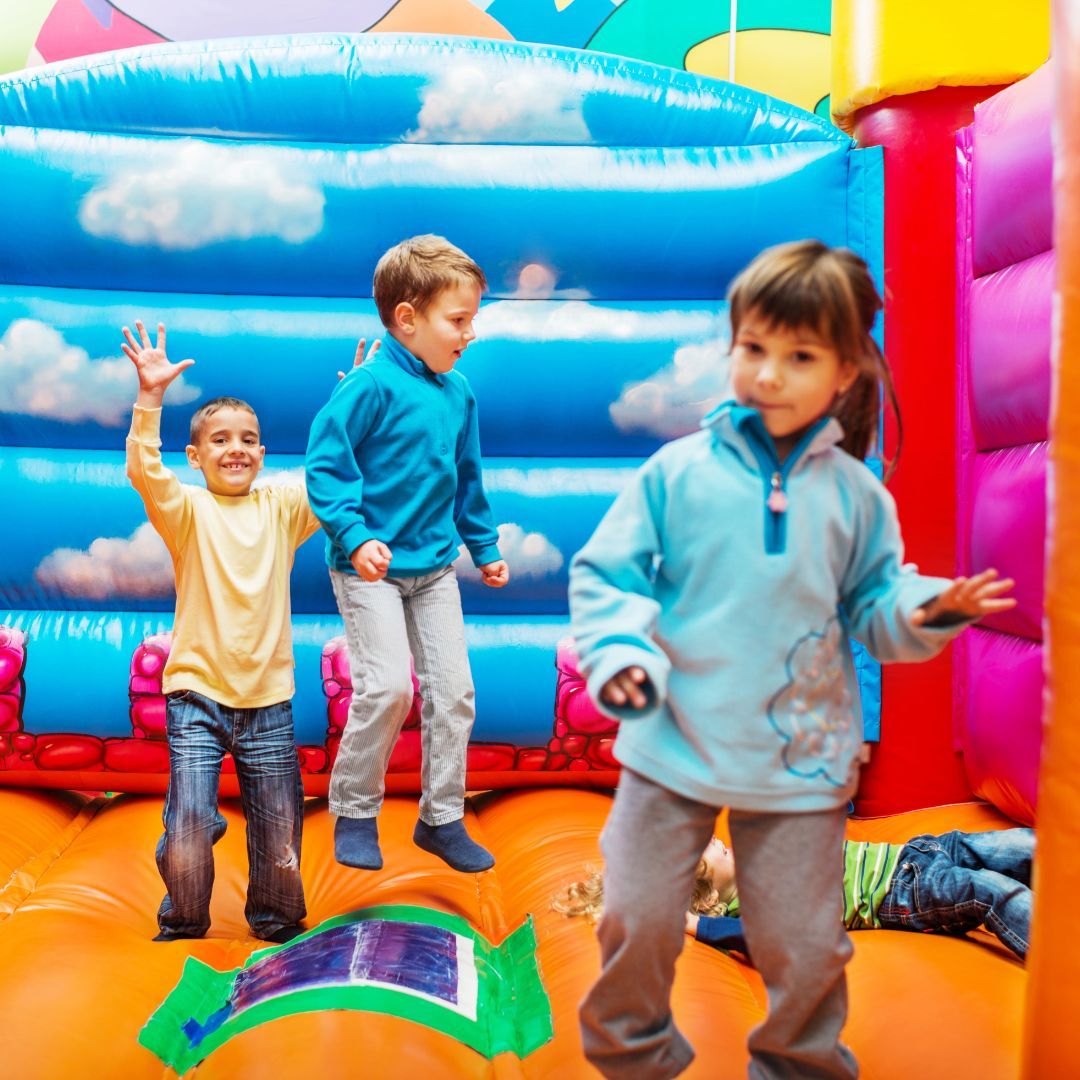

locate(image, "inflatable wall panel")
[[0, 35, 884, 793], [955, 64, 1053, 824]]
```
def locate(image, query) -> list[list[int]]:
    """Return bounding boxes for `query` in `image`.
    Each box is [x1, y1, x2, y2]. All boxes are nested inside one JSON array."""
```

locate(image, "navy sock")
[[413, 818, 494, 873], [334, 815, 383, 870]]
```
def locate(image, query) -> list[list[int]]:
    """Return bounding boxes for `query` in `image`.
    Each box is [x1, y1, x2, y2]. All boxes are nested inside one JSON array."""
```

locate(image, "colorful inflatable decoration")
[[1, 0, 834, 124]]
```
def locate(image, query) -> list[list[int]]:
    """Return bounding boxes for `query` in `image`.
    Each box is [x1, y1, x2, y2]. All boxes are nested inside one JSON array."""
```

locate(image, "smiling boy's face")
[[186, 406, 265, 496]]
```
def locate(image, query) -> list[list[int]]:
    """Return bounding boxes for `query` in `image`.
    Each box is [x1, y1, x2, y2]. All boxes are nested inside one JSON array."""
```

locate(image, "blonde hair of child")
[[727, 239, 902, 480], [552, 860, 734, 924], [372, 234, 487, 329]]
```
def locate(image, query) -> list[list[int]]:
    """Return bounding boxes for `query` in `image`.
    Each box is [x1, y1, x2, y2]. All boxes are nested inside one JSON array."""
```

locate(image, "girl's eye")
[[794, 351, 815, 363], [739, 341, 763, 355]]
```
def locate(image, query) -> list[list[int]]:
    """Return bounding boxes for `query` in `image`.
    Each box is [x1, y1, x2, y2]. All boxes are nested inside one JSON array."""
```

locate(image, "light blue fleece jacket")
[[305, 332, 501, 577], [569, 402, 970, 812]]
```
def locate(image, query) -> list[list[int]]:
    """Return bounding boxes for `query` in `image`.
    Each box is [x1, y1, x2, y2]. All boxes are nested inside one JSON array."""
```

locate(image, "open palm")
[[121, 320, 194, 392]]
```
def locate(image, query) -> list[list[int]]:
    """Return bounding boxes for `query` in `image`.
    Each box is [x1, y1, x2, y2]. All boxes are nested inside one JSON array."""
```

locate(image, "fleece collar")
[[701, 400, 843, 474], [381, 331, 446, 386]]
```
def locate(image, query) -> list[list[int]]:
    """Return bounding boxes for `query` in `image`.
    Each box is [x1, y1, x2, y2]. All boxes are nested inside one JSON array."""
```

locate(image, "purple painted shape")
[[109, 1, 395, 39], [83, 0, 114, 29], [960, 628, 1040, 825], [969, 249, 1053, 450], [229, 919, 461, 1016], [969, 442, 1046, 642], [972, 62, 1053, 278]]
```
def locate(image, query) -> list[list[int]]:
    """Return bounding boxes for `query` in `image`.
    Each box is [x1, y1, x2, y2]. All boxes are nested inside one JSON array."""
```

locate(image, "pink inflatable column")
[[955, 65, 1053, 824]]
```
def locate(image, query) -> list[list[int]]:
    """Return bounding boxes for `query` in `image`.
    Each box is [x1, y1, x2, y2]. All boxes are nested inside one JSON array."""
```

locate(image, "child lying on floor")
[[554, 827, 1032, 961]]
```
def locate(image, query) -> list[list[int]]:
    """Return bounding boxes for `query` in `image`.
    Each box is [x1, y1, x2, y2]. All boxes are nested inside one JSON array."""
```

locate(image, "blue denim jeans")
[[878, 828, 1033, 959], [157, 690, 306, 940]]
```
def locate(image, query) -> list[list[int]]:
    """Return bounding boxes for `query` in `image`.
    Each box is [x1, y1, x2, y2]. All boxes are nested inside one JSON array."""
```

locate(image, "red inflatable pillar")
[[831, 2, 1050, 814]]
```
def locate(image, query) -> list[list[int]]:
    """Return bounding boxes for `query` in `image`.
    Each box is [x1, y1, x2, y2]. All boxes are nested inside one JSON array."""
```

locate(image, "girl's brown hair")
[[727, 239, 901, 479], [552, 860, 733, 924]]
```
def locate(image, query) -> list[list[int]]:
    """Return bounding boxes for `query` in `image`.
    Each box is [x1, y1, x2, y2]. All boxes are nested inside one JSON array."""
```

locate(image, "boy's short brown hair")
[[189, 396, 259, 444], [373, 235, 487, 329]]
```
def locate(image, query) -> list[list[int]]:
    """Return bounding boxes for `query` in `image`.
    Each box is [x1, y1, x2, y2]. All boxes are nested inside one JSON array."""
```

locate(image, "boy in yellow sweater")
[[124, 319, 321, 943]]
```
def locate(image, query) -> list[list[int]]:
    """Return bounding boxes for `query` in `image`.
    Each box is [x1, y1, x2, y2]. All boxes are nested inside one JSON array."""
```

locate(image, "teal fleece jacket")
[[569, 402, 970, 812], [305, 333, 501, 577]]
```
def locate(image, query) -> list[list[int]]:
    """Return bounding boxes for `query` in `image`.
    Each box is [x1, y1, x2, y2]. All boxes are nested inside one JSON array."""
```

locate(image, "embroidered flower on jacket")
[[767, 618, 858, 787]]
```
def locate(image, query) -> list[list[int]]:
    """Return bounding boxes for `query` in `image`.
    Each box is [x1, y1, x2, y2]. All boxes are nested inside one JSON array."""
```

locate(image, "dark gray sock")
[[334, 815, 383, 870], [413, 818, 494, 873], [261, 923, 306, 944]]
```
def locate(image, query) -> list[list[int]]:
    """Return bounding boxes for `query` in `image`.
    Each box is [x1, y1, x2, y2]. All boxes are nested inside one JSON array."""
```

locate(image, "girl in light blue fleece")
[[570, 240, 1015, 1080]]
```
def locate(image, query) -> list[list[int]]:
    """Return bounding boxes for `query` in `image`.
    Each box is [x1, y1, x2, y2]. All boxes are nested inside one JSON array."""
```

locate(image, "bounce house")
[[1, 0, 1078, 1075]]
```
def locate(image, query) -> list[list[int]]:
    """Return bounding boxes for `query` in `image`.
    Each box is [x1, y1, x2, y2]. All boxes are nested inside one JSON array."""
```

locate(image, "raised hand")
[[600, 665, 651, 711], [337, 337, 381, 380], [479, 559, 509, 588], [910, 568, 1017, 627], [350, 538, 393, 582], [122, 321, 194, 404]]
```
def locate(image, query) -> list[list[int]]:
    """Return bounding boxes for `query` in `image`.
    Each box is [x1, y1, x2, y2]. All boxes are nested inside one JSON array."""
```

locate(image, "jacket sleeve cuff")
[[468, 542, 502, 568], [583, 643, 670, 722], [695, 915, 747, 952], [338, 523, 376, 561]]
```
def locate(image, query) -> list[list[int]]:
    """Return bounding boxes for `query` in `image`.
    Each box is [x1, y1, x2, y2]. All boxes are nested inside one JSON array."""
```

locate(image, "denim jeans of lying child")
[[157, 690, 306, 940], [878, 828, 1033, 958]]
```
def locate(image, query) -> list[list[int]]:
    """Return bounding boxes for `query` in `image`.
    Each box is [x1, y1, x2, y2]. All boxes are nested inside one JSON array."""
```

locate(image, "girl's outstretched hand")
[[911, 568, 1017, 627], [600, 666, 651, 710], [685, 912, 699, 937]]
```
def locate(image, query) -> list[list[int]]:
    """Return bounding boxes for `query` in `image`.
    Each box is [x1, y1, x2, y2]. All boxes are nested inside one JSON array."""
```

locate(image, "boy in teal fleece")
[[306, 235, 509, 874], [569, 241, 1015, 1080]]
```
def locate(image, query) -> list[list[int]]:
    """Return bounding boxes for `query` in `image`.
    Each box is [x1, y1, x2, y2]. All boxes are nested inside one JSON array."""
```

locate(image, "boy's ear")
[[393, 301, 417, 334], [185, 443, 201, 471]]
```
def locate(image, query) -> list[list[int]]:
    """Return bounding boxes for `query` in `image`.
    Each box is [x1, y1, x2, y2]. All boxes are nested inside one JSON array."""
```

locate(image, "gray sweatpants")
[[328, 565, 475, 826], [580, 768, 857, 1080]]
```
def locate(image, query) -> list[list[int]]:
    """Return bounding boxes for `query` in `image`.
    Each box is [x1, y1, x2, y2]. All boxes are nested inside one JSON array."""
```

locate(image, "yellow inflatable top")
[[831, 0, 1050, 129]]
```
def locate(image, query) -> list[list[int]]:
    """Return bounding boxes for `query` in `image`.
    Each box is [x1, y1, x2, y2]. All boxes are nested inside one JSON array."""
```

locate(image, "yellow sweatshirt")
[[126, 406, 321, 708]]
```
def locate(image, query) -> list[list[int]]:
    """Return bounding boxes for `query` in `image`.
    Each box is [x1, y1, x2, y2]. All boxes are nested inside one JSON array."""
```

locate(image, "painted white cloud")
[[79, 141, 325, 250], [476, 300, 724, 342], [455, 522, 564, 581], [0, 318, 199, 426], [34, 522, 174, 599], [253, 466, 306, 489], [609, 338, 731, 439], [408, 64, 592, 142]]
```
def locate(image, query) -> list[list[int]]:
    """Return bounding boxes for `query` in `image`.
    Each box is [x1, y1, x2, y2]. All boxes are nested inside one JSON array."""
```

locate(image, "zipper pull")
[[767, 471, 788, 513]]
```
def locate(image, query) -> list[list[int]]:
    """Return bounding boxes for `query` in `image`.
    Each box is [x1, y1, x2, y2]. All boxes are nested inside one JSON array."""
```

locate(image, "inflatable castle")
[[0, 1, 1076, 1074]]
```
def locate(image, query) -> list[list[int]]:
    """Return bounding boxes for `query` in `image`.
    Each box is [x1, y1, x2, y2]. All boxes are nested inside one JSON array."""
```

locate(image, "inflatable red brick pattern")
[[551, 638, 619, 770], [0, 628, 624, 779]]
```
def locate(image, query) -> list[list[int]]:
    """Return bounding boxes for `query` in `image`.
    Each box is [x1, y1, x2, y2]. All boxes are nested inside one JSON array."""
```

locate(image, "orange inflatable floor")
[[0, 788, 1024, 1078]]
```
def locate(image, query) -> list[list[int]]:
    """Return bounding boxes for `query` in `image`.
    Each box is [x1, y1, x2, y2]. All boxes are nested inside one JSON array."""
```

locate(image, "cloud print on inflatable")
[[0, 318, 199, 426], [79, 141, 325, 250], [408, 63, 593, 143], [455, 522, 563, 581], [767, 618, 859, 788], [34, 522, 174, 599], [609, 337, 730, 439]]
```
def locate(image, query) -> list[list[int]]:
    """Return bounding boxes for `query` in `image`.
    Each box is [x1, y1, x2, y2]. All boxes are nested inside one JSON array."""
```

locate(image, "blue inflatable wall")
[[0, 35, 883, 790]]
